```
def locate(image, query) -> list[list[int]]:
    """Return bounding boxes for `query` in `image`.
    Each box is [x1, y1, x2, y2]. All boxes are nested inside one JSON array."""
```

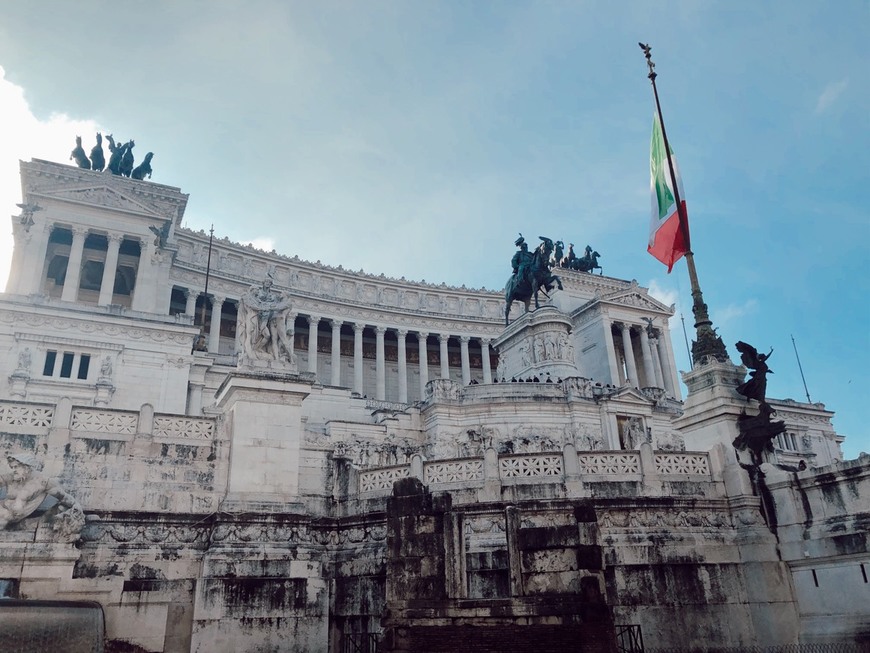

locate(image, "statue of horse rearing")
[[504, 237, 562, 325]]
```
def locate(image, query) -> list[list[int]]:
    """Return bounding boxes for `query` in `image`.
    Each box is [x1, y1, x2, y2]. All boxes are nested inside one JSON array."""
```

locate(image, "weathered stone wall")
[[766, 457, 870, 645], [0, 399, 221, 513]]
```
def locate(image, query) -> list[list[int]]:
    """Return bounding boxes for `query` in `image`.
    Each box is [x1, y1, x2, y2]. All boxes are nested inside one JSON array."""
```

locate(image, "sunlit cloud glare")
[[0, 65, 102, 290]]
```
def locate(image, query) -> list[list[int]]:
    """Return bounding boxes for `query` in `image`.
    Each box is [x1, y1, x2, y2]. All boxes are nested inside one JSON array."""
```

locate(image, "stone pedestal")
[[215, 371, 314, 507], [493, 306, 578, 382], [672, 359, 747, 452]]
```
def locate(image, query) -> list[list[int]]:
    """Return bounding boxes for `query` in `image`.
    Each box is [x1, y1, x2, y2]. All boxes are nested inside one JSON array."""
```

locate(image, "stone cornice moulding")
[[32, 185, 168, 222], [14, 332, 126, 351], [0, 307, 197, 346], [21, 159, 189, 224]]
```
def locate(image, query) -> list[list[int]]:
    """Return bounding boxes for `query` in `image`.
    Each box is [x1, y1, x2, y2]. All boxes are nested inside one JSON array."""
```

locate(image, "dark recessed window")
[[59, 352, 75, 378], [77, 354, 91, 380], [43, 350, 57, 376]]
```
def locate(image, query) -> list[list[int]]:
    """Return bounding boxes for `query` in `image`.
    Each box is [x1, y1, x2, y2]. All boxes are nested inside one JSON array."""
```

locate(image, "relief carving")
[[0, 453, 85, 542]]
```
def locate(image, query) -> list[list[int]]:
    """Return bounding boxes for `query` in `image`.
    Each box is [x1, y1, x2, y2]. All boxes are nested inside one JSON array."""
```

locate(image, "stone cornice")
[[0, 298, 198, 346], [20, 159, 188, 224]]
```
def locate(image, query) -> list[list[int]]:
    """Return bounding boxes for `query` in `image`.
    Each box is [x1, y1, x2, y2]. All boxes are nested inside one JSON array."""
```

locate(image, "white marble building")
[[0, 159, 865, 652]]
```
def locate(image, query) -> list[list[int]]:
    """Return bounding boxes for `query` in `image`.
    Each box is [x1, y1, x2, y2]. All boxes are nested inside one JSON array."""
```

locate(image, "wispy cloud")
[[815, 79, 849, 114], [712, 299, 758, 330]]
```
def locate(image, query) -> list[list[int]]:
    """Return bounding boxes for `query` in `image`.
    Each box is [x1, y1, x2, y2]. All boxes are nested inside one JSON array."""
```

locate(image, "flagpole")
[[193, 225, 214, 352], [640, 43, 728, 366]]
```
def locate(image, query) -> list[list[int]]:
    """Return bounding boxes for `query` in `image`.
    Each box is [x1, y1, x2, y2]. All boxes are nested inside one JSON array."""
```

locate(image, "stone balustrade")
[[355, 446, 719, 500]]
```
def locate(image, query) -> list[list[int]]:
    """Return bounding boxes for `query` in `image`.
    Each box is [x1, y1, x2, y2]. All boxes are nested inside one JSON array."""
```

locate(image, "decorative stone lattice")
[[359, 465, 410, 492], [153, 416, 215, 440], [0, 402, 53, 428], [654, 452, 710, 476], [71, 409, 137, 434], [424, 459, 483, 484], [578, 452, 641, 475], [499, 454, 563, 478]]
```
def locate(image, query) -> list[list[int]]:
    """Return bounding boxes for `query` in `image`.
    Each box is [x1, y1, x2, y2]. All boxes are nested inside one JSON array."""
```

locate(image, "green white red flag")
[[648, 112, 688, 272]]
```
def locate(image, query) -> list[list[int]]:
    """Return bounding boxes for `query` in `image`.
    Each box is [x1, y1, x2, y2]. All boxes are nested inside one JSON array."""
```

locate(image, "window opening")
[[43, 351, 57, 376], [77, 354, 91, 380], [59, 352, 75, 378]]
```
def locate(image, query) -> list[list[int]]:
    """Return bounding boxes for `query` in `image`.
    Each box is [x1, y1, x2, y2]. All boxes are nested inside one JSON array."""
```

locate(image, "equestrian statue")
[[504, 234, 562, 325]]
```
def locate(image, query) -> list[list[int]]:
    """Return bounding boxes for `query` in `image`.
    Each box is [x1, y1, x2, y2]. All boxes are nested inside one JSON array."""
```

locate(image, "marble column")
[[439, 334, 450, 379], [397, 329, 408, 403], [61, 227, 88, 302], [132, 238, 153, 311], [418, 332, 429, 397], [185, 288, 198, 317], [209, 295, 225, 353], [15, 221, 52, 296], [330, 320, 342, 386], [375, 326, 386, 401], [460, 336, 471, 385], [638, 326, 656, 388], [658, 325, 680, 399], [308, 315, 321, 375], [353, 323, 365, 396], [620, 323, 639, 387], [98, 232, 123, 306], [649, 337, 665, 389], [481, 339, 493, 384]]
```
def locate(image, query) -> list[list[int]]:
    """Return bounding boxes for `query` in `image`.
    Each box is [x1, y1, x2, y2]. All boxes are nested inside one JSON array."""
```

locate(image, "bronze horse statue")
[[89, 133, 105, 172], [131, 152, 153, 180], [119, 140, 135, 177], [70, 136, 90, 169], [106, 135, 124, 175], [572, 246, 602, 274], [504, 237, 563, 325]]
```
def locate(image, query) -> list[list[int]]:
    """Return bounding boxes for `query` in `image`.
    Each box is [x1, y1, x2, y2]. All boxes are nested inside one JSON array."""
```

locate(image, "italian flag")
[[648, 112, 688, 272]]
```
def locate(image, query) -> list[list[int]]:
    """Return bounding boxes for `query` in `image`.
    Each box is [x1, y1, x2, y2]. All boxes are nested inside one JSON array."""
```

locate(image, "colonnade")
[[173, 284, 494, 404], [23, 224, 149, 306], [613, 321, 678, 398]]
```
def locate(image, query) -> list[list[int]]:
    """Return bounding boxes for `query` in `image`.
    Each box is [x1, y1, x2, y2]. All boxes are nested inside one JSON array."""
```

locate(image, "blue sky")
[[0, 1, 866, 457]]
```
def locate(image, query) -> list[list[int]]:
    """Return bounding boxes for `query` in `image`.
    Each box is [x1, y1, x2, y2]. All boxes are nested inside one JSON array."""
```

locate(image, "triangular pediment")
[[32, 184, 166, 218], [602, 385, 655, 405], [599, 287, 672, 313]]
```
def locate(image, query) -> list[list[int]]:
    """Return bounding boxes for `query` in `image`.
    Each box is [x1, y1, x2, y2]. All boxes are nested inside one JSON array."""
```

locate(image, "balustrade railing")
[[70, 408, 138, 435], [424, 459, 483, 484], [499, 453, 563, 478], [359, 465, 410, 492], [153, 415, 215, 441], [653, 452, 710, 475], [578, 452, 641, 475], [355, 448, 712, 496], [0, 401, 54, 429]]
